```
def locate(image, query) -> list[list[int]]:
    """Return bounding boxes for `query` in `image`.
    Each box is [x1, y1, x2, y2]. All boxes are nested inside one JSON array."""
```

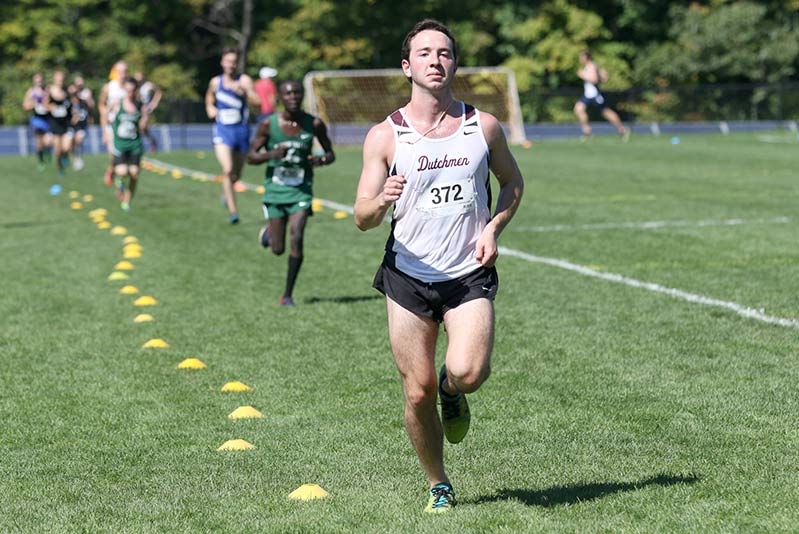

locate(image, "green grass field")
[[1, 132, 798, 532]]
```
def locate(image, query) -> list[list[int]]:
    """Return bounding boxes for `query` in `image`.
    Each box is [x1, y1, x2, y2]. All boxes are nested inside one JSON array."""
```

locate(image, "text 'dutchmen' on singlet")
[[385, 102, 492, 282]]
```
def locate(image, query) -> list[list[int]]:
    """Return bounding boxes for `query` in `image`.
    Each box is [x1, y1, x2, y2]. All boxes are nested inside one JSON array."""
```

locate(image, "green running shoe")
[[439, 365, 470, 444], [425, 482, 456, 513]]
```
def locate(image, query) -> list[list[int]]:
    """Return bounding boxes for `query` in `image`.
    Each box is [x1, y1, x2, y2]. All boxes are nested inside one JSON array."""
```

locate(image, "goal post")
[[303, 67, 526, 145]]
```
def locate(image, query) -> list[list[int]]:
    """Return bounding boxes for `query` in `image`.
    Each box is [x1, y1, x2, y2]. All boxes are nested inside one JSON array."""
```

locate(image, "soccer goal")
[[303, 67, 526, 145]]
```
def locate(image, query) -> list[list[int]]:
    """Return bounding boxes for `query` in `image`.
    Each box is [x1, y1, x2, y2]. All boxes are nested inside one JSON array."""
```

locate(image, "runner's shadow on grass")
[[304, 295, 382, 304], [470, 473, 700, 508]]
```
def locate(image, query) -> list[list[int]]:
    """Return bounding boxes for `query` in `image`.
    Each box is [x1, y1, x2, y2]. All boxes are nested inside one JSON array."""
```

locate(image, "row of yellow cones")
[[140, 157, 350, 220], [80, 196, 330, 501]]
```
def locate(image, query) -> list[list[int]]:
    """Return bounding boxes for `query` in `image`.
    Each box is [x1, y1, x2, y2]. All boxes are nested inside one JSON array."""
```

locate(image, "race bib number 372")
[[416, 177, 476, 219]]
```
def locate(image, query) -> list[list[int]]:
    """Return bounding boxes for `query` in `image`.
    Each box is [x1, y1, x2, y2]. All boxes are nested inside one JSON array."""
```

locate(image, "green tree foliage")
[[1, 0, 798, 125], [0, 0, 208, 124], [635, 1, 799, 86]]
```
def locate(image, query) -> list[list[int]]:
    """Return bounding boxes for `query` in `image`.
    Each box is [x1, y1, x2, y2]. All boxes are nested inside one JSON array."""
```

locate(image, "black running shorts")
[[373, 260, 498, 323]]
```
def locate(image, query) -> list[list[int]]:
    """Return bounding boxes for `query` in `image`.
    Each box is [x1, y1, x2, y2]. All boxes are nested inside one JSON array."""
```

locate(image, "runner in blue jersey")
[[205, 47, 260, 224], [22, 73, 52, 171]]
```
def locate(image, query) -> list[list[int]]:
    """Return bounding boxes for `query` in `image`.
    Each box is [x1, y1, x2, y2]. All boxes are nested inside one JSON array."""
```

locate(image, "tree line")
[[1, 0, 797, 125]]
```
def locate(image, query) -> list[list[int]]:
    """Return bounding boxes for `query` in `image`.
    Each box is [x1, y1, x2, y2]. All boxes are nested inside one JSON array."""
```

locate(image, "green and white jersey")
[[112, 103, 143, 155], [262, 113, 315, 205]]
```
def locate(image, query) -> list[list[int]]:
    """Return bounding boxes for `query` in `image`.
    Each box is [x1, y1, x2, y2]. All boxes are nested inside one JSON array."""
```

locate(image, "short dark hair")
[[221, 47, 238, 58], [401, 19, 458, 63]]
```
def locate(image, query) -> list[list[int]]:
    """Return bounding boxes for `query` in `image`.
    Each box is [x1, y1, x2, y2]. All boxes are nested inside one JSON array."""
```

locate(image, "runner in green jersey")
[[110, 77, 148, 212], [247, 79, 335, 306]]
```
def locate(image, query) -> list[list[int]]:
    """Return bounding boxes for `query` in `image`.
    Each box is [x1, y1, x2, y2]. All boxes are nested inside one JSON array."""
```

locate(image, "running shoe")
[[72, 157, 84, 171], [121, 201, 131, 212], [115, 178, 126, 201], [229, 213, 240, 225], [104, 168, 113, 186], [279, 296, 295, 307], [258, 226, 271, 248], [424, 483, 456, 513], [621, 128, 631, 143], [439, 365, 470, 444]]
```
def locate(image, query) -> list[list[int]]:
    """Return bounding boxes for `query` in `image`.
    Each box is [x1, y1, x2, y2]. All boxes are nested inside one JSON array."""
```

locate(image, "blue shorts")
[[212, 123, 250, 153], [30, 116, 50, 133], [579, 94, 607, 108]]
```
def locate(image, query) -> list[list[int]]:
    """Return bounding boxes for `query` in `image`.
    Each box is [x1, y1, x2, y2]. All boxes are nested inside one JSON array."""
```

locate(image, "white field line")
[[757, 134, 799, 144], [143, 157, 799, 329], [514, 216, 792, 233], [499, 247, 799, 329], [142, 157, 356, 213]]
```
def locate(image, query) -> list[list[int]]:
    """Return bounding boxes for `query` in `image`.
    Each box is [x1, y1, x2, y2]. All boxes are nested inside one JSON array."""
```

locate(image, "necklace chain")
[[415, 99, 454, 138]]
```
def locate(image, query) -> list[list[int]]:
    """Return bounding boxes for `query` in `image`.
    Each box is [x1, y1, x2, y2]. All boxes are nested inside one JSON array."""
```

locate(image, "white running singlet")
[[385, 102, 492, 282], [106, 80, 127, 123]]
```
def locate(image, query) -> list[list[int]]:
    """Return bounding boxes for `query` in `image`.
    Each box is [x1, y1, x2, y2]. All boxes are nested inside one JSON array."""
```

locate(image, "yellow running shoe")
[[439, 365, 470, 444], [425, 483, 456, 513]]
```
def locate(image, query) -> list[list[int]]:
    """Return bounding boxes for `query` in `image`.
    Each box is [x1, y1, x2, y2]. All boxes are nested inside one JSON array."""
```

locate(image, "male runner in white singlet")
[[354, 19, 524, 514]]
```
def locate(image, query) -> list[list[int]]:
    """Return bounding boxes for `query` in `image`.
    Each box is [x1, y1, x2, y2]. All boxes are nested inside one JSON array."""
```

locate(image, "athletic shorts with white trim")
[[373, 259, 498, 323]]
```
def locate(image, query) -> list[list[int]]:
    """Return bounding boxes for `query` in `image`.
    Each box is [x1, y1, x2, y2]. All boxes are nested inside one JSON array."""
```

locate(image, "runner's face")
[[402, 29, 456, 90], [220, 53, 238, 75], [125, 81, 137, 98], [280, 84, 303, 112]]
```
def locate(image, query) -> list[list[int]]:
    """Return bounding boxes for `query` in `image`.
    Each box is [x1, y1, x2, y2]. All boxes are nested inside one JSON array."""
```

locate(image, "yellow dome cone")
[[110, 226, 127, 236], [133, 313, 154, 323], [123, 249, 142, 259], [289, 484, 330, 500], [217, 439, 255, 451], [177, 358, 207, 370], [115, 261, 135, 270], [70, 201, 83, 210], [228, 406, 263, 419], [142, 338, 169, 348], [221, 381, 252, 392], [333, 211, 348, 219], [119, 285, 139, 295], [69, 191, 80, 199], [98, 221, 112, 229], [82, 194, 94, 202], [134, 296, 157, 306], [311, 199, 323, 211], [89, 208, 108, 217], [122, 236, 138, 244], [108, 271, 130, 281]]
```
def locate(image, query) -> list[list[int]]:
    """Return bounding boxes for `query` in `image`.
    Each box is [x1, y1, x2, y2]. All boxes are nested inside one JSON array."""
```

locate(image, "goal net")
[[303, 67, 526, 145]]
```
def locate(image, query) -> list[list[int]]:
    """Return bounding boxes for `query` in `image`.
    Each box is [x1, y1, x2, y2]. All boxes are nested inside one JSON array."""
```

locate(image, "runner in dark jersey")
[[46, 70, 74, 177], [68, 75, 94, 171]]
